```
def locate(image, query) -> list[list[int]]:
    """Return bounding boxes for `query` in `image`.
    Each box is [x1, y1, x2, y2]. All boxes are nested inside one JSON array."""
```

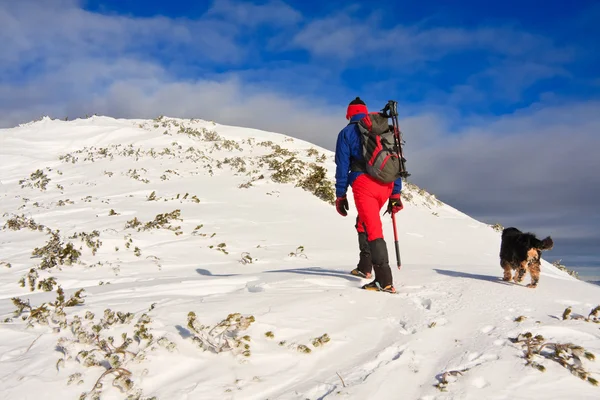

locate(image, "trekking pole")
[[392, 211, 402, 269], [383, 100, 410, 178], [382, 100, 404, 270]]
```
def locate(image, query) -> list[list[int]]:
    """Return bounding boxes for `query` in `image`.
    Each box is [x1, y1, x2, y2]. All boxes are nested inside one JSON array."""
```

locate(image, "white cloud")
[[406, 100, 600, 231], [206, 0, 302, 27], [0, 0, 281, 74], [0, 57, 346, 149], [289, 9, 574, 68], [454, 61, 571, 103]]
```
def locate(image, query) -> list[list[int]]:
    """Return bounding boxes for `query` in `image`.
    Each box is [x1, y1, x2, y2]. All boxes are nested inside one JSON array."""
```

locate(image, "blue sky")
[[81, 0, 600, 117], [1, 0, 599, 275]]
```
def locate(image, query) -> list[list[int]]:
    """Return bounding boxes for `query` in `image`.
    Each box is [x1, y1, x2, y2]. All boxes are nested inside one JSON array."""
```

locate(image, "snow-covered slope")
[[0, 116, 598, 400]]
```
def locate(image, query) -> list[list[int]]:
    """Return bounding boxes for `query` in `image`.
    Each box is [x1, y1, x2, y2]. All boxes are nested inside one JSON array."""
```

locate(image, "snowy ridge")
[[0, 115, 599, 400]]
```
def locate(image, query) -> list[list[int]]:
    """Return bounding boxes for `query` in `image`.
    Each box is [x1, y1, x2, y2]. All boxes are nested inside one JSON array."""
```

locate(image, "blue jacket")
[[334, 113, 403, 198]]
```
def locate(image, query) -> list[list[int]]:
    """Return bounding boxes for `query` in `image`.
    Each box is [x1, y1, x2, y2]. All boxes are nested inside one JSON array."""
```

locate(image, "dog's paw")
[[514, 272, 526, 283], [526, 283, 537, 289]]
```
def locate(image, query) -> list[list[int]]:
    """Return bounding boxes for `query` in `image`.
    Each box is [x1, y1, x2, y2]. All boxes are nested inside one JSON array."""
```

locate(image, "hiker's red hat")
[[346, 97, 368, 120]]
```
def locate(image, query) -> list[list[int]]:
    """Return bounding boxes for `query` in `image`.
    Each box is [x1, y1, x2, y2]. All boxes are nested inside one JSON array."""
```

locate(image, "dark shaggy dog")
[[499, 227, 554, 288]]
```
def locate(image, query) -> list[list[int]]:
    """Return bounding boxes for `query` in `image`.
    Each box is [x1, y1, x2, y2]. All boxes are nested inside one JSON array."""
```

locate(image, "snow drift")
[[0, 115, 599, 400]]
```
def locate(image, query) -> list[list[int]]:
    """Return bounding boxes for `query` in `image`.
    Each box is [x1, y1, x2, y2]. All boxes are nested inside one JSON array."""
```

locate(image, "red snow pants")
[[352, 174, 394, 241]]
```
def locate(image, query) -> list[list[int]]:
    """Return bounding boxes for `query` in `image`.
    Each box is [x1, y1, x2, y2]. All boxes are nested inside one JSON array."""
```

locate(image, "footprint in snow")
[[246, 282, 265, 293], [446, 352, 500, 378], [339, 344, 407, 385], [471, 377, 489, 389], [412, 297, 432, 310], [302, 344, 409, 399], [398, 321, 418, 335], [480, 325, 495, 334]]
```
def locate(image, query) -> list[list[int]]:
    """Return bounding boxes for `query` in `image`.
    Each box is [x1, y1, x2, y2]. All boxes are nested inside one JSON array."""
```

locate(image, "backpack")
[[350, 112, 405, 183]]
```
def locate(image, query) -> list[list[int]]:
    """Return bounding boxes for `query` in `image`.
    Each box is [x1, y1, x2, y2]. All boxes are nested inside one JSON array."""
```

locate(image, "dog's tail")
[[539, 236, 554, 251]]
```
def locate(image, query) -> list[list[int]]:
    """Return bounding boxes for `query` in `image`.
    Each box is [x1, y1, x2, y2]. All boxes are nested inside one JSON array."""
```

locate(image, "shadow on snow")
[[263, 267, 362, 282], [195, 266, 362, 282], [434, 269, 513, 286], [196, 268, 239, 277]]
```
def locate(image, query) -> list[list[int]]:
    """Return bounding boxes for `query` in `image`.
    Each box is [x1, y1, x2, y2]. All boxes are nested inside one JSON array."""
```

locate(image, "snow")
[[0, 115, 599, 400]]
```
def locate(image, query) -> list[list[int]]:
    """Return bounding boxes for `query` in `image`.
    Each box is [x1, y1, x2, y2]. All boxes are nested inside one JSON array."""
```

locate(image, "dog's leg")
[[525, 249, 540, 288], [501, 260, 512, 281], [514, 260, 527, 283], [527, 258, 541, 288]]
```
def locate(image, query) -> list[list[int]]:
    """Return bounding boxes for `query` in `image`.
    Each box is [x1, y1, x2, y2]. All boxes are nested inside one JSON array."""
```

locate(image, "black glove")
[[336, 196, 349, 217]]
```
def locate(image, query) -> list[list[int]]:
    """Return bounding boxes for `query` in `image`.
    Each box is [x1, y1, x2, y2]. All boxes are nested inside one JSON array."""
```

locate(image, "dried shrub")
[[2, 214, 47, 232], [37, 276, 58, 292], [311, 333, 331, 348], [239, 252, 256, 264], [221, 156, 247, 173], [186, 312, 255, 357], [267, 155, 305, 184], [124, 168, 150, 184], [296, 163, 335, 204], [306, 148, 319, 157], [435, 370, 468, 391], [238, 174, 264, 189], [11, 286, 85, 329], [288, 246, 307, 258], [491, 223, 504, 233], [561, 306, 600, 323], [125, 210, 183, 235], [510, 332, 597, 385], [19, 169, 51, 190], [32, 230, 82, 270], [552, 260, 580, 279], [297, 344, 312, 354], [69, 230, 102, 255], [57, 304, 173, 399], [209, 243, 228, 255]]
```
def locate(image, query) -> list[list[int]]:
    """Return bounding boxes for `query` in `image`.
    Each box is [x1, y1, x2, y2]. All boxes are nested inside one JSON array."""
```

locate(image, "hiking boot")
[[361, 280, 396, 294], [367, 238, 395, 290], [350, 268, 372, 279]]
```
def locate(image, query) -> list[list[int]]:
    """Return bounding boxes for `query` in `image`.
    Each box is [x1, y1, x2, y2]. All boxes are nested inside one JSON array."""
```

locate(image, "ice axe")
[[384, 206, 402, 270], [391, 211, 402, 270]]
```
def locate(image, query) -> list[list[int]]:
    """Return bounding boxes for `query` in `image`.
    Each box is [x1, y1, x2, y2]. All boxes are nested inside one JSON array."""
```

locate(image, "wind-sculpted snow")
[[0, 115, 598, 399]]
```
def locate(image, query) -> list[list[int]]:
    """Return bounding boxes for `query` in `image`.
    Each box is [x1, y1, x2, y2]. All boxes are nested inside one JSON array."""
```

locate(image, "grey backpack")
[[350, 112, 403, 183]]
